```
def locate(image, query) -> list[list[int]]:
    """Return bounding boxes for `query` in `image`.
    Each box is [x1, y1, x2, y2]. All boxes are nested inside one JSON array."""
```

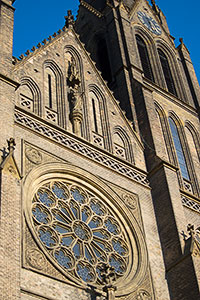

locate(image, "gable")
[[12, 26, 146, 171]]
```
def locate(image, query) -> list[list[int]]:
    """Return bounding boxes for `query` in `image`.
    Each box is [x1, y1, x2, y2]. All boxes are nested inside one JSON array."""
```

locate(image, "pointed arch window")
[[19, 84, 34, 111], [158, 49, 177, 96], [44, 67, 58, 124], [89, 91, 104, 148], [97, 38, 112, 84], [113, 133, 126, 160], [44, 68, 57, 111], [169, 117, 190, 180], [136, 35, 154, 82]]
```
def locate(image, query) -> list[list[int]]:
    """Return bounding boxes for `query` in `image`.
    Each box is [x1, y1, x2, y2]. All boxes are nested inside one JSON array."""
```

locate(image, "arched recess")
[[19, 77, 41, 115], [185, 121, 200, 163], [87, 31, 112, 84], [64, 46, 88, 139], [113, 126, 134, 163], [154, 102, 172, 162], [185, 121, 200, 188], [156, 40, 187, 101], [43, 60, 65, 128], [88, 85, 112, 151], [134, 27, 159, 84], [168, 112, 200, 196], [135, 34, 154, 82]]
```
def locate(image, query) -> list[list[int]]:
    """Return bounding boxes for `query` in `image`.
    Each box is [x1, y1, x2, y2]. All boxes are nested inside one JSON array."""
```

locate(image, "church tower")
[[0, 0, 200, 300], [76, 0, 200, 299]]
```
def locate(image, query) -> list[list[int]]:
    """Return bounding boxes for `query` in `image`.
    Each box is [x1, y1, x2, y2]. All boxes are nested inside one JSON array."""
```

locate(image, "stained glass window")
[[31, 180, 130, 285], [169, 117, 190, 180]]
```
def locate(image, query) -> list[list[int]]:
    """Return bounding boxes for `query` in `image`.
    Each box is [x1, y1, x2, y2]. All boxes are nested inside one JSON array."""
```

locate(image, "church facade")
[[0, 0, 200, 299]]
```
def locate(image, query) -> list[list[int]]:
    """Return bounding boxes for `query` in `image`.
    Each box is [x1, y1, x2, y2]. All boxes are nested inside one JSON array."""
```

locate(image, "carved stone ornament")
[[187, 224, 200, 258], [122, 193, 137, 210], [137, 290, 151, 300], [26, 248, 46, 270], [25, 147, 43, 165]]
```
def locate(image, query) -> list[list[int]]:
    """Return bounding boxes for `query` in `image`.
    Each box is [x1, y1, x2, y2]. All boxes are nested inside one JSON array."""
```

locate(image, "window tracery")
[[169, 117, 190, 180], [158, 49, 177, 96], [136, 35, 154, 82], [31, 180, 130, 285]]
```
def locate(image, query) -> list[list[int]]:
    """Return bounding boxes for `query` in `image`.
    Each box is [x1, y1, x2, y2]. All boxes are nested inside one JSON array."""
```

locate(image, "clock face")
[[137, 11, 162, 35]]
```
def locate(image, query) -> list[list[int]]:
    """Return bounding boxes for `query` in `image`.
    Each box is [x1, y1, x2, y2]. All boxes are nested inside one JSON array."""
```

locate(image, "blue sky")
[[13, 0, 200, 82]]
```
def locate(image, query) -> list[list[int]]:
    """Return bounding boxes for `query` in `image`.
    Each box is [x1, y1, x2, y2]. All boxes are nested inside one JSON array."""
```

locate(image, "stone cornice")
[[0, 73, 20, 88], [79, 0, 103, 18]]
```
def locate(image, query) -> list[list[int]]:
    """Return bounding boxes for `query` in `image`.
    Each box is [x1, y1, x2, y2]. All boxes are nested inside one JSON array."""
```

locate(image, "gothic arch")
[[113, 126, 134, 163], [88, 84, 112, 151], [156, 40, 187, 100], [185, 121, 200, 162], [133, 27, 159, 85], [135, 34, 154, 82], [43, 60, 65, 128], [168, 112, 200, 196], [87, 31, 113, 83], [154, 102, 174, 163], [19, 77, 41, 115], [64, 45, 84, 90]]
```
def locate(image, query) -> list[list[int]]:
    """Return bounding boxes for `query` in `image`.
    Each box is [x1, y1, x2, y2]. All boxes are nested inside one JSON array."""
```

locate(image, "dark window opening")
[[97, 38, 112, 84], [92, 98, 98, 133], [48, 74, 52, 109], [136, 35, 154, 82], [158, 49, 177, 96]]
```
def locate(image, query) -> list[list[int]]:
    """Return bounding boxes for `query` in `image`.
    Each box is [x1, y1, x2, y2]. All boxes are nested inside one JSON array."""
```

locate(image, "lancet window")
[[158, 49, 177, 96], [168, 117, 190, 180], [136, 35, 154, 82], [44, 67, 58, 123], [89, 91, 104, 148]]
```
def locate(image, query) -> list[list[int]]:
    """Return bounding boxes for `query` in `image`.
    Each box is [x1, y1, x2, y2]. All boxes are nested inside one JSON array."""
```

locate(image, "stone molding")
[[15, 109, 149, 187], [181, 194, 200, 215]]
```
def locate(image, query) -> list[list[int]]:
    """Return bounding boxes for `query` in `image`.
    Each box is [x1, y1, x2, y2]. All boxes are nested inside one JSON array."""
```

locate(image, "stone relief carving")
[[25, 146, 43, 165], [122, 193, 137, 210], [136, 290, 151, 300], [26, 248, 46, 270], [66, 54, 83, 137]]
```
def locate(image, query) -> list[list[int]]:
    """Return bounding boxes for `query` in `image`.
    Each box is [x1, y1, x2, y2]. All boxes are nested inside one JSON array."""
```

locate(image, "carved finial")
[[179, 38, 184, 44], [42, 39, 47, 45], [25, 50, 31, 56], [187, 224, 195, 237], [65, 10, 75, 28], [37, 43, 42, 48], [31, 46, 36, 51], [19, 54, 25, 60], [7, 138, 16, 154], [48, 36, 52, 41], [99, 264, 117, 300], [53, 32, 57, 37], [151, 0, 160, 14], [57, 29, 62, 34]]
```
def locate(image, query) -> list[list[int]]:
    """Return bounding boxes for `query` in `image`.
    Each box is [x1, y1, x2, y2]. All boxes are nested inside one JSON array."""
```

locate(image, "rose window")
[[31, 180, 130, 285]]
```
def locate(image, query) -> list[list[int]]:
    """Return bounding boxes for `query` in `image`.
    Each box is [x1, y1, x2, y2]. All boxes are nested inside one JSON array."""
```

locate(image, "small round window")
[[31, 180, 131, 285]]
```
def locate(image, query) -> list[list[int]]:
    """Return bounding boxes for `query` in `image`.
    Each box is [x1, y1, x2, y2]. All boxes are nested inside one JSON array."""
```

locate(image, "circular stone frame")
[[23, 162, 148, 297]]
